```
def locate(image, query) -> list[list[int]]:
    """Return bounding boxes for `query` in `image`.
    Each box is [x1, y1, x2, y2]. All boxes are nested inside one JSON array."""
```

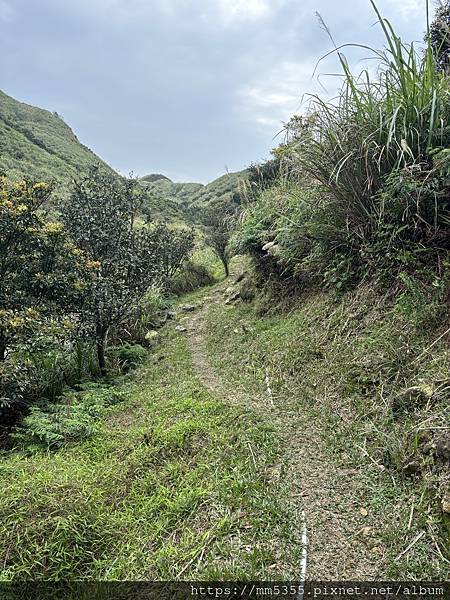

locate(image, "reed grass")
[[290, 0, 449, 232]]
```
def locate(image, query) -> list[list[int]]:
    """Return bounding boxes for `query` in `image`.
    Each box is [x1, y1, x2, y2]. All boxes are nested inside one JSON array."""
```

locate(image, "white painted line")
[[265, 367, 275, 408], [298, 510, 308, 600]]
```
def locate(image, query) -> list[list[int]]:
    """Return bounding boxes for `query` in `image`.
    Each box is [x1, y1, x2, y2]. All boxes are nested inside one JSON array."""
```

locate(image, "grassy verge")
[[204, 285, 449, 579], [191, 245, 224, 282], [0, 323, 300, 580]]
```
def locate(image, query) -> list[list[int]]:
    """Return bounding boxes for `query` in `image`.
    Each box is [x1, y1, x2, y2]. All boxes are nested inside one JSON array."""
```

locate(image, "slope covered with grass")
[[0, 90, 113, 195], [228, 2, 450, 571], [140, 170, 248, 223], [205, 270, 450, 579]]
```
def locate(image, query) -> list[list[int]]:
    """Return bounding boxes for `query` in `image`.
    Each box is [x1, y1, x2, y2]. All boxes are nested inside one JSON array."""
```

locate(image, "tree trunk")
[[96, 324, 108, 376], [0, 334, 7, 362], [221, 256, 229, 278]]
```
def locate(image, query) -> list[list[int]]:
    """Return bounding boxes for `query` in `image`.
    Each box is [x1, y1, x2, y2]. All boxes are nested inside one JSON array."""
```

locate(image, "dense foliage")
[[0, 1, 448, 582], [0, 178, 83, 358], [0, 177, 94, 419], [0, 168, 195, 420], [62, 169, 160, 373], [150, 223, 195, 281], [429, 0, 450, 73], [230, 5, 449, 560]]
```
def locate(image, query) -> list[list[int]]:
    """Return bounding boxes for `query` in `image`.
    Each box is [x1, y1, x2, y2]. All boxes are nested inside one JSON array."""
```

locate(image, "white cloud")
[[64, 0, 281, 28], [156, 0, 278, 26], [236, 60, 341, 132], [383, 0, 423, 23], [0, 0, 13, 21], [216, 0, 272, 23]]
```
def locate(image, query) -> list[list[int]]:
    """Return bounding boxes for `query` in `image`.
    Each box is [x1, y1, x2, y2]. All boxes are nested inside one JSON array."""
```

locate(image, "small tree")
[[62, 168, 158, 374], [150, 223, 194, 282], [203, 197, 238, 277], [0, 177, 88, 362]]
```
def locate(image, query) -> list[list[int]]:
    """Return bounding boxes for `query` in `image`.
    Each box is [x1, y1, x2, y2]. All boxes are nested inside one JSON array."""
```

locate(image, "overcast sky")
[[0, 0, 427, 183]]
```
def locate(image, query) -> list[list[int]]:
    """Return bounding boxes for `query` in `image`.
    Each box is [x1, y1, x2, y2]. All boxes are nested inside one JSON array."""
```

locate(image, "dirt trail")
[[183, 282, 384, 580]]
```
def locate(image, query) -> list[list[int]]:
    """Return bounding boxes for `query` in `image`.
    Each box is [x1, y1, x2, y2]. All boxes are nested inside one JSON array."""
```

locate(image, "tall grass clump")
[[295, 0, 448, 200], [278, 0, 450, 283]]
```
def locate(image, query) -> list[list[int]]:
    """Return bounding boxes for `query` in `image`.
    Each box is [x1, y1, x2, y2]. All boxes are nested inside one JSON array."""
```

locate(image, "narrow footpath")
[[182, 280, 383, 580]]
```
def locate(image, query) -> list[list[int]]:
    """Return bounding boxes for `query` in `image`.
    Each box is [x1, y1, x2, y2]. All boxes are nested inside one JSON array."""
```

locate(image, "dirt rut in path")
[[183, 285, 384, 580]]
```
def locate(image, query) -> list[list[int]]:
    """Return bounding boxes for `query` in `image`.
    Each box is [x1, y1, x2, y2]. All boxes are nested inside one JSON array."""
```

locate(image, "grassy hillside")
[[228, 2, 450, 571], [0, 90, 112, 196], [0, 320, 300, 580], [206, 266, 450, 579]]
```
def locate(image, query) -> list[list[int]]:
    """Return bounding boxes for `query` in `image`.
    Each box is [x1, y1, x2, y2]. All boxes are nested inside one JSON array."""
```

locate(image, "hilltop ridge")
[[140, 170, 247, 220]]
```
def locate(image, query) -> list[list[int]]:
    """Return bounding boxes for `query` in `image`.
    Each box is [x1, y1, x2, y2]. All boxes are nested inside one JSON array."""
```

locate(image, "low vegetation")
[[0, 329, 300, 580], [206, 271, 449, 578]]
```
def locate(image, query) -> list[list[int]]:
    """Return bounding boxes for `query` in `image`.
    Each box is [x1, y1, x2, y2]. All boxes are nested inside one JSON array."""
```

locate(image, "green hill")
[[0, 89, 112, 194], [140, 173, 172, 183], [140, 170, 248, 222]]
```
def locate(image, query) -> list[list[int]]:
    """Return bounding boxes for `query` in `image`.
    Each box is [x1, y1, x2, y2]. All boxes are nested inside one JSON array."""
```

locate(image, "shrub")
[[285, 3, 449, 266], [0, 361, 31, 423], [61, 168, 159, 374], [117, 286, 172, 346], [191, 244, 230, 281], [291, 2, 449, 207], [0, 173, 94, 419], [0, 339, 103, 425], [169, 261, 215, 295], [0, 176, 90, 363], [149, 222, 195, 282], [109, 343, 148, 371], [234, 178, 323, 282]]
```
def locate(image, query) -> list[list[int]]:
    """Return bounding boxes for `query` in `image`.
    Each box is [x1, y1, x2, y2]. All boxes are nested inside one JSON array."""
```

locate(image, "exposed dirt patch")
[[184, 282, 384, 580]]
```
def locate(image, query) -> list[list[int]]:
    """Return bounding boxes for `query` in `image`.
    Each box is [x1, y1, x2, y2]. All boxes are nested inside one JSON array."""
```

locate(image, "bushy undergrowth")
[[14, 383, 129, 451], [109, 344, 148, 372], [116, 286, 172, 346], [167, 242, 220, 295], [0, 342, 100, 425], [169, 261, 215, 295], [192, 245, 225, 280]]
